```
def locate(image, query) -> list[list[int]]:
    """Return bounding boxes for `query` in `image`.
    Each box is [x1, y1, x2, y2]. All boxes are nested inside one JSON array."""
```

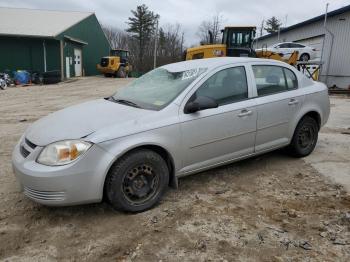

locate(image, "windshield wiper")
[[108, 96, 141, 108]]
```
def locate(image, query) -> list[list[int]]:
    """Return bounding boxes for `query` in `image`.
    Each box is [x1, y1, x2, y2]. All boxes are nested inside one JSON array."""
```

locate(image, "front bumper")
[[12, 139, 115, 206]]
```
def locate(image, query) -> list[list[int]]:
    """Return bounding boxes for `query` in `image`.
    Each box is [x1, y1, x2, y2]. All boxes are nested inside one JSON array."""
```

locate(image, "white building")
[[255, 5, 350, 89]]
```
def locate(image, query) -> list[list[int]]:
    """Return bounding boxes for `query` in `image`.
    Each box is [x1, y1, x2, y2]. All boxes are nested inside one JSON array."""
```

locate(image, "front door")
[[74, 48, 82, 77], [251, 64, 303, 152], [179, 65, 257, 174]]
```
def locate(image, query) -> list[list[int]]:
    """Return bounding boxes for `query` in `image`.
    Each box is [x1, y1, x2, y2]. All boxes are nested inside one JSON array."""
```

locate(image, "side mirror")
[[184, 96, 218, 114]]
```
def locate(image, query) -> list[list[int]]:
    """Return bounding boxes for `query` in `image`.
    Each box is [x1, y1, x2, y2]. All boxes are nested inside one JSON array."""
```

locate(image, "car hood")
[[26, 99, 151, 146]]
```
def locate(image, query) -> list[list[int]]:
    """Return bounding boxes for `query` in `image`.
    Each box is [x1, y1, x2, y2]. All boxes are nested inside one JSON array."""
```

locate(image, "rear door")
[[179, 64, 257, 174], [290, 43, 306, 57], [250, 64, 303, 152]]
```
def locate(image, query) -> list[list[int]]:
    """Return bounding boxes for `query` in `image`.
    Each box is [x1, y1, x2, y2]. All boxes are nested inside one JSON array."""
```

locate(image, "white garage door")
[[296, 35, 324, 60]]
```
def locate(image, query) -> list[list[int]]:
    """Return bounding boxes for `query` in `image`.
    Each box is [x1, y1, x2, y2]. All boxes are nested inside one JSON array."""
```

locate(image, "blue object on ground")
[[14, 71, 30, 84]]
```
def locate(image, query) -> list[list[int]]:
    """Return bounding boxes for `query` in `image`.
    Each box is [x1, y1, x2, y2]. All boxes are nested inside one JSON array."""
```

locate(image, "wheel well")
[[107, 145, 177, 189], [302, 111, 321, 130]]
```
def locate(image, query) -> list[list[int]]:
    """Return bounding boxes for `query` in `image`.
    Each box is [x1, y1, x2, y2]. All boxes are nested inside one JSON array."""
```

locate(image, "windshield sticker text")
[[182, 68, 200, 80]]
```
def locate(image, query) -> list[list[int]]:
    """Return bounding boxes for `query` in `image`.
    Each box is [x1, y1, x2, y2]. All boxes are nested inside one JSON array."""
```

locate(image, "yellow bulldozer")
[[97, 49, 131, 78], [185, 26, 299, 66]]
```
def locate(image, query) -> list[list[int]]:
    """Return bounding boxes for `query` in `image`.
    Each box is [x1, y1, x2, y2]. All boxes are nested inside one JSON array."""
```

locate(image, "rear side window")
[[284, 68, 298, 89], [252, 65, 298, 96], [290, 43, 305, 48]]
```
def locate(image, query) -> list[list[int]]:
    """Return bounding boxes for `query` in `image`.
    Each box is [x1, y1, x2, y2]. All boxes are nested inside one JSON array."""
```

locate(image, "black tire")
[[0, 81, 7, 90], [104, 73, 111, 77], [116, 67, 126, 78], [287, 116, 318, 157], [299, 53, 310, 61], [105, 149, 169, 212]]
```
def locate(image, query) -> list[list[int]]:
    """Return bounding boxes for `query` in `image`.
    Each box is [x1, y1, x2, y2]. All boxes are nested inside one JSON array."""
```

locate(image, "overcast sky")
[[0, 0, 349, 45]]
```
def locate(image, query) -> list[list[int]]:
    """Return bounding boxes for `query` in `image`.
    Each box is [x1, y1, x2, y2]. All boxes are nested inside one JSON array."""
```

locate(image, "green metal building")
[[0, 7, 110, 80]]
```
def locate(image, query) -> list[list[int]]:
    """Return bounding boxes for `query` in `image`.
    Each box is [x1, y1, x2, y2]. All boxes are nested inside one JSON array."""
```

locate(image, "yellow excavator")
[[185, 26, 298, 66], [97, 49, 131, 78]]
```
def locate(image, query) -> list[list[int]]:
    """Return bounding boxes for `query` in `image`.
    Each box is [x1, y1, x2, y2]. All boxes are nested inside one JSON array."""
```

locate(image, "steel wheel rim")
[[298, 124, 316, 149], [122, 164, 159, 205]]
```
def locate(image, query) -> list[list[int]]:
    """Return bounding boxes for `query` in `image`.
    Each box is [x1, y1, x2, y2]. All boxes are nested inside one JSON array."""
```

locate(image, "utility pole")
[[260, 19, 264, 37], [153, 19, 159, 69], [285, 14, 288, 28]]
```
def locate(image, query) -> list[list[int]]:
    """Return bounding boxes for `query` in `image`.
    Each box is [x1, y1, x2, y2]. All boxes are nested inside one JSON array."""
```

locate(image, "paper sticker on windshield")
[[153, 100, 165, 106], [182, 68, 200, 80]]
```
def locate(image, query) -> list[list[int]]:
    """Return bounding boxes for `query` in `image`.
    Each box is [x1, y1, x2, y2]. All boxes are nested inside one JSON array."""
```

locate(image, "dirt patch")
[[0, 78, 349, 261]]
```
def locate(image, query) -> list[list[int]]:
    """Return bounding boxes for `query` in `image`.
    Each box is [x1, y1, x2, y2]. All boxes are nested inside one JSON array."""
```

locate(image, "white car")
[[256, 42, 317, 61]]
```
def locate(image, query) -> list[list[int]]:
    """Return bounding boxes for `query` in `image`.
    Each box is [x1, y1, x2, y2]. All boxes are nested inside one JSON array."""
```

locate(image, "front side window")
[[194, 66, 248, 106], [112, 67, 207, 110], [252, 65, 298, 96]]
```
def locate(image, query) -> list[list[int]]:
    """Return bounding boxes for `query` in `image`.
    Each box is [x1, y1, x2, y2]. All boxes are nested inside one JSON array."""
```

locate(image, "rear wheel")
[[300, 53, 310, 61], [105, 149, 169, 212], [287, 116, 318, 157]]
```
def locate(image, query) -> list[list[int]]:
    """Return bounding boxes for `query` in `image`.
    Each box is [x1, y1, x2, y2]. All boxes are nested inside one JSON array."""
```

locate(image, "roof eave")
[[0, 33, 55, 39], [256, 4, 350, 41]]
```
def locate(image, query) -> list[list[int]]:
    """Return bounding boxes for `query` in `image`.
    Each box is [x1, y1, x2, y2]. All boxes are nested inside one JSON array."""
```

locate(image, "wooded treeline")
[[102, 4, 281, 73], [102, 4, 184, 73]]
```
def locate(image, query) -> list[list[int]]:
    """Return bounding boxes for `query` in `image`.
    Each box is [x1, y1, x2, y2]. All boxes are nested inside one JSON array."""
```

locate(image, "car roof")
[[161, 57, 285, 72]]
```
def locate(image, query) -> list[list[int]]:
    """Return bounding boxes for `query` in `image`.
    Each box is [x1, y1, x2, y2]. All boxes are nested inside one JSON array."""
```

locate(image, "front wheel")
[[105, 149, 169, 212], [116, 67, 126, 78], [287, 116, 318, 157]]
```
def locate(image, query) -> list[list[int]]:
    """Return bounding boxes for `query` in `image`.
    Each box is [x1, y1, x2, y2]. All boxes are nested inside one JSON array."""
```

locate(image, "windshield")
[[112, 67, 207, 110], [111, 50, 128, 58], [228, 31, 253, 48]]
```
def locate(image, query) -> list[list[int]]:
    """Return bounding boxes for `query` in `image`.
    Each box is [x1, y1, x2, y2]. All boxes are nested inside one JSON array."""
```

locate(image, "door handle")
[[288, 98, 299, 105], [238, 109, 252, 117]]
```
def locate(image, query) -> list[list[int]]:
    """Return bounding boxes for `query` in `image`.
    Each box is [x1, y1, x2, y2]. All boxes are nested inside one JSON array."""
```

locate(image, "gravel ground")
[[0, 77, 349, 261]]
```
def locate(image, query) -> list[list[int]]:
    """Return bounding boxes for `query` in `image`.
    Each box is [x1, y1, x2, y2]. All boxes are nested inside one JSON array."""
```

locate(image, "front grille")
[[20, 145, 30, 158], [23, 187, 65, 201], [25, 138, 37, 149]]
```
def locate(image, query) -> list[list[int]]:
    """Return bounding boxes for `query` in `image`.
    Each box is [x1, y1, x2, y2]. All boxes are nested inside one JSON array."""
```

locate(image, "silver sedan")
[[12, 57, 330, 212]]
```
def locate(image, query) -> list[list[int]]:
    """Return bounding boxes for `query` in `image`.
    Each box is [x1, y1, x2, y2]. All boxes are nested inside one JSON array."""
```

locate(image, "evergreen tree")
[[264, 16, 282, 33], [126, 4, 159, 71]]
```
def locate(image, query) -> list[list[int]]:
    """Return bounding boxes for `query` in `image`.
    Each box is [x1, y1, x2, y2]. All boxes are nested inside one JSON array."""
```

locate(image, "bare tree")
[[102, 26, 129, 50], [157, 23, 185, 65], [197, 14, 223, 45]]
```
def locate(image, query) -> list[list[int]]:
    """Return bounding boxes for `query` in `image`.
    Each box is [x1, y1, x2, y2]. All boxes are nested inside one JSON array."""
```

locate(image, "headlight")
[[37, 140, 92, 166]]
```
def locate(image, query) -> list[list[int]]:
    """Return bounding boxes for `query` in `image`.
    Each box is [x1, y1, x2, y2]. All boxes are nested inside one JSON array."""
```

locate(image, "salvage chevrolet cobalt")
[[12, 58, 330, 212]]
